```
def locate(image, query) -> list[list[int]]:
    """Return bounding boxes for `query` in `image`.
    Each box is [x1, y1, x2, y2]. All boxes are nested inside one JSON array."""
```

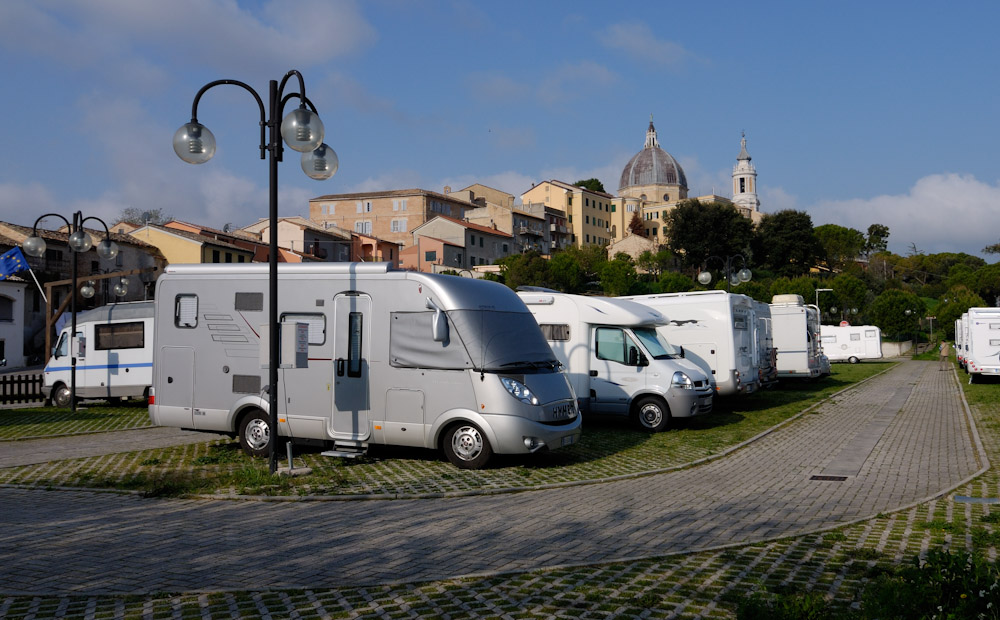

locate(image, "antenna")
[[141, 211, 152, 226]]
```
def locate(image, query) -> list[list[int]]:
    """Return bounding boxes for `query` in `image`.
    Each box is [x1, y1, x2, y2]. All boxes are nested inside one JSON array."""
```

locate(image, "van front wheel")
[[238, 409, 271, 458], [633, 396, 670, 432], [52, 383, 72, 408], [443, 423, 493, 469]]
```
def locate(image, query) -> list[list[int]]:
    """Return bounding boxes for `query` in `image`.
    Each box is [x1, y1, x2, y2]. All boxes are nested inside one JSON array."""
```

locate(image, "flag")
[[0, 247, 29, 281]]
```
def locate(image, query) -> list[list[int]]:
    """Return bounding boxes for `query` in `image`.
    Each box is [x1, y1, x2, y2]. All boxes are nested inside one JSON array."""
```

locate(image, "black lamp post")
[[697, 255, 752, 292], [173, 70, 338, 474], [22, 212, 120, 413]]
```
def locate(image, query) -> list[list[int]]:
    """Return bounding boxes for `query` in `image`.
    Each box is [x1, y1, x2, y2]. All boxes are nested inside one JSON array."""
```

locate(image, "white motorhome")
[[751, 299, 779, 388], [621, 290, 761, 396], [518, 292, 713, 431], [820, 324, 883, 363], [43, 301, 154, 406], [770, 294, 823, 379], [966, 307, 1000, 382], [148, 264, 581, 469]]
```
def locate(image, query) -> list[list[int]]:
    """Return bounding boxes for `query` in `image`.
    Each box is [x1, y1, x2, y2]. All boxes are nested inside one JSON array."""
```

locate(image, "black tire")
[[442, 422, 493, 469], [52, 383, 72, 408], [848, 356, 860, 364], [238, 409, 272, 458], [632, 396, 671, 432]]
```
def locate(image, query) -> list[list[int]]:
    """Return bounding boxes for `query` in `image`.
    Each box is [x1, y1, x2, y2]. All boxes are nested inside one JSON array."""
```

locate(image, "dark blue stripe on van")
[[46, 363, 153, 372]]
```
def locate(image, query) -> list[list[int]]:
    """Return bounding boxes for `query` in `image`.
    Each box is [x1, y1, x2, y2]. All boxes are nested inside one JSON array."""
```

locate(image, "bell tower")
[[732, 132, 760, 217]]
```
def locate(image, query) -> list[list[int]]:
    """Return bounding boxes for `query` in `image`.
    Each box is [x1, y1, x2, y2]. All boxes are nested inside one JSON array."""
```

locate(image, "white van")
[[621, 291, 761, 396], [518, 292, 714, 431], [770, 294, 823, 379], [43, 301, 154, 406], [819, 324, 883, 363], [148, 263, 580, 469], [966, 307, 1000, 382]]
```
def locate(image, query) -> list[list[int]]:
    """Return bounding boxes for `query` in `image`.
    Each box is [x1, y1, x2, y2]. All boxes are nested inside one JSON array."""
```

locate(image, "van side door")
[[591, 326, 644, 414], [330, 293, 371, 439]]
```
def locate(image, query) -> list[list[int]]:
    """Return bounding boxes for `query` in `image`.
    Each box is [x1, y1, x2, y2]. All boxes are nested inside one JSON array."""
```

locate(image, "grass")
[[0, 363, 891, 498], [0, 399, 152, 439]]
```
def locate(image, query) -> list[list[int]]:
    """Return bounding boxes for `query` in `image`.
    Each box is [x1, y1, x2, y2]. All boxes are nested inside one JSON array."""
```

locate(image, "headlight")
[[500, 376, 539, 405], [671, 371, 694, 390]]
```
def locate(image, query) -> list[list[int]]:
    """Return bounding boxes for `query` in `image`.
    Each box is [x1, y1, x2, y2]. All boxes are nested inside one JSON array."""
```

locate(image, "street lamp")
[[174, 70, 338, 474], [22, 212, 120, 413], [697, 255, 752, 292], [815, 288, 833, 311]]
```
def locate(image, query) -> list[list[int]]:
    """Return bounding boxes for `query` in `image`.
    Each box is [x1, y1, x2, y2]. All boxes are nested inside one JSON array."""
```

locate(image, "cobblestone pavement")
[[0, 361, 983, 600]]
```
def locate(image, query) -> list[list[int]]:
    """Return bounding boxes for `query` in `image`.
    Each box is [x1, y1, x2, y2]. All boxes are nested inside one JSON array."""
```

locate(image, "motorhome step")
[[321, 442, 368, 459]]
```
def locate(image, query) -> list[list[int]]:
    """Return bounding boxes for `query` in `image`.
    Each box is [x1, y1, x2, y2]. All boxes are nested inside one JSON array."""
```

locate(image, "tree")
[[983, 240, 1000, 255], [663, 200, 754, 270], [936, 286, 986, 338], [636, 248, 673, 278], [117, 207, 172, 226], [752, 210, 822, 277], [814, 224, 865, 271], [496, 251, 549, 291], [574, 178, 606, 193], [627, 212, 645, 236], [864, 223, 890, 257], [656, 271, 696, 293], [868, 289, 925, 341], [547, 250, 584, 293], [601, 254, 639, 296], [831, 273, 870, 318]]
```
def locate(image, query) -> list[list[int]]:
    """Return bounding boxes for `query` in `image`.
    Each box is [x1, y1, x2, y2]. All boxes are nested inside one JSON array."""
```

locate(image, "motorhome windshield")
[[449, 310, 559, 372], [632, 327, 682, 359]]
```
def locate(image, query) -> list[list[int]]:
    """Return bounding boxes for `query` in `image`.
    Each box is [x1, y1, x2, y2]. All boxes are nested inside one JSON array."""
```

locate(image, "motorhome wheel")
[[633, 396, 670, 432], [52, 384, 72, 408], [238, 410, 271, 457], [848, 356, 860, 364], [443, 423, 493, 469]]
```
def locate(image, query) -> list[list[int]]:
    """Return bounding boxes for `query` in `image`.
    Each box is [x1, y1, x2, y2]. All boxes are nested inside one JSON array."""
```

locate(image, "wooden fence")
[[0, 372, 44, 405]]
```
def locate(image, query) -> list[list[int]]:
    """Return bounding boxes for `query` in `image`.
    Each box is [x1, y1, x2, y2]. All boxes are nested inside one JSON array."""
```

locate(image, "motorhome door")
[[591, 326, 642, 414], [331, 294, 371, 439], [156, 346, 195, 428]]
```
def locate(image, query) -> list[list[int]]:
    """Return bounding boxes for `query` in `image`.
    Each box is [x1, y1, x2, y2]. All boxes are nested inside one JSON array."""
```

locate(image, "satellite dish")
[[223, 223, 232, 233], [141, 211, 152, 225]]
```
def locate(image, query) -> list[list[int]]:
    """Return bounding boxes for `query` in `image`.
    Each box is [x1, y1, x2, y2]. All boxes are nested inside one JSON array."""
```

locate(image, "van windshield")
[[632, 327, 683, 359], [449, 310, 559, 372]]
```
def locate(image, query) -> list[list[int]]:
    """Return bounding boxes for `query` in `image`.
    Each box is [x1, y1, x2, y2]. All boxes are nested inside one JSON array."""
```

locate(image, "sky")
[[0, 0, 998, 260]]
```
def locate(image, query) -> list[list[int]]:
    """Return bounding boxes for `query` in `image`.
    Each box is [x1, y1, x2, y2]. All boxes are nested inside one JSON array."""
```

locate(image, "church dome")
[[618, 119, 687, 193]]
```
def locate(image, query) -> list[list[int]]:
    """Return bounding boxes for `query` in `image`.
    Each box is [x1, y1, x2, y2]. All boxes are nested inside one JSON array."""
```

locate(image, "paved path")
[[0, 361, 983, 595]]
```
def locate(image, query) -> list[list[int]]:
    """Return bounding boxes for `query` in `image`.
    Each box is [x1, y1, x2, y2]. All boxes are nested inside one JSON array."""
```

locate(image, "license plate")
[[561, 435, 575, 446]]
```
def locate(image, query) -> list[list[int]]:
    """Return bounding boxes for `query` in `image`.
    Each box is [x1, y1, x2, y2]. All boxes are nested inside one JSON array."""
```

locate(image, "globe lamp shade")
[[301, 144, 338, 180], [738, 268, 752, 282], [280, 108, 324, 152], [173, 122, 216, 164], [96, 239, 119, 260], [80, 282, 95, 299], [68, 230, 92, 252], [23, 236, 46, 258], [697, 271, 712, 286]]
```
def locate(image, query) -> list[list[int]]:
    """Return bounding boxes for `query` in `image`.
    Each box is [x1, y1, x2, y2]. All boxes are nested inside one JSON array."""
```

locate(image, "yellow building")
[[521, 180, 616, 248], [128, 224, 255, 265]]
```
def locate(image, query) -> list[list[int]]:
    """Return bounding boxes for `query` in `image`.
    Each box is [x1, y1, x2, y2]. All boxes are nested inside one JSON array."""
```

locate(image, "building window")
[[502, 243, 508, 253], [611, 204, 616, 212], [0, 296, 12, 322], [425, 250, 437, 262], [585, 198, 589, 207], [585, 215, 590, 224], [238, 255, 245, 263], [390, 219, 407, 233], [354, 221, 372, 235], [225, 253, 232, 263], [212, 250, 220, 263], [470, 234, 475, 246], [739, 178, 746, 193], [479, 237, 483, 247]]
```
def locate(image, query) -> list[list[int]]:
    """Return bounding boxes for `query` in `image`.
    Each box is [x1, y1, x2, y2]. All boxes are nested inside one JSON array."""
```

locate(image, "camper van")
[[148, 264, 581, 469], [819, 325, 883, 363], [621, 290, 761, 396], [751, 299, 779, 387], [958, 312, 970, 371], [966, 307, 1000, 382], [43, 301, 154, 406], [770, 294, 823, 379], [518, 292, 713, 431]]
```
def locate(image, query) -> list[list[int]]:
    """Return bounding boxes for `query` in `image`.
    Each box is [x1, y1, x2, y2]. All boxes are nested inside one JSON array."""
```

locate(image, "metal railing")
[[0, 372, 44, 406]]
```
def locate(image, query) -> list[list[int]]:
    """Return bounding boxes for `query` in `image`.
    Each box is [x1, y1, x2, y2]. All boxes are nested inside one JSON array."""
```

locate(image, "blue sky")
[[1, 0, 998, 260]]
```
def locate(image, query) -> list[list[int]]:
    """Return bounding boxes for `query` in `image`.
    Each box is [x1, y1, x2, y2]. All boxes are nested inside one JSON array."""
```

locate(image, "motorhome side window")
[[865, 330, 877, 338], [822, 335, 835, 344], [95, 322, 144, 350], [54, 333, 69, 357], [347, 312, 362, 377], [850, 333, 861, 341], [175, 295, 198, 328], [595, 327, 635, 365], [281, 313, 326, 345], [540, 324, 570, 341]]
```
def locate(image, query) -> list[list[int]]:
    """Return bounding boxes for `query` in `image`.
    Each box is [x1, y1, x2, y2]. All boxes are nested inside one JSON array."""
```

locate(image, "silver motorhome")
[[149, 264, 581, 469]]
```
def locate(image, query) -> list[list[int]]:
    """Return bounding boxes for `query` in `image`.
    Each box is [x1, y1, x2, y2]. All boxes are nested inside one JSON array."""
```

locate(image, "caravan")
[[43, 301, 154, 406], [751, 299, 779, 387], [958, 312, 970, 371], [148, 264, 581, 469], [770, 294, 823, 379], [621, 290, 761, 396], [819, 325, 883, 363], [518, 292, 713, 431], [966, 307, 1000, 382]]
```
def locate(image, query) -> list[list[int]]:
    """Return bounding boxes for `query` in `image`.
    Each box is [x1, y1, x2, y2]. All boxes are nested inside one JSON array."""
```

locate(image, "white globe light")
[[23, 236, 46, 257], [97, 239, 119, 260], [173, 122, 216, 164], [697, 271, 712, 285], [114, 279, 128, 297], [738, 268, 752, 282], [68, 230, 92, 252], [301, 143, 338, 180], [729, 273, 741, 287], [80, 283, 95, 299], [280, 108, 324, 152]]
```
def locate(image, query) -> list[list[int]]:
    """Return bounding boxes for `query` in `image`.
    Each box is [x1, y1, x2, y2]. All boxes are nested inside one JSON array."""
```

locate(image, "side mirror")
[[679, 345, 685, 358], [426, 298, 449, 343], [628, 347, 639, 366]]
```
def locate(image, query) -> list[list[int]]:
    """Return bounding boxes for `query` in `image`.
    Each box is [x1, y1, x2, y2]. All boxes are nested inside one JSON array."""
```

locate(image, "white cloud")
[[760, 186, 798, 213], [807, 173, 1000, 257], [601, 22, 699, 69]]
